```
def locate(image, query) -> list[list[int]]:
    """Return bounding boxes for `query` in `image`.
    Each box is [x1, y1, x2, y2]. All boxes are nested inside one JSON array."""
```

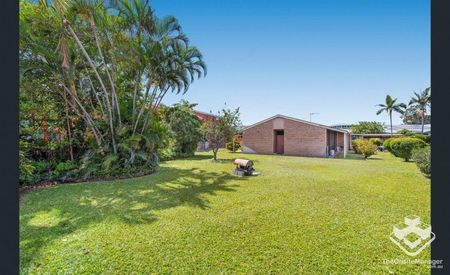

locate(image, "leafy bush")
[[54, 161, 77, 174], [352, 139, 362, 153], [354, 139, 377, 159], [397, 129, 416, 136], [411, 134, 430, 144], [412, 146, 431, 177], [226, 139, 241, 152], [19, 141, 35, 185], [162, 101, 203, 158], [157, 136, 177, 161], [353, 139, 375, 154], [383, 138, 398, 154], [52, 161, 78, 181], [369, 138, 382, 147], [76, 121, 168, 180], [32, 160, 56, 174], [390, 138, 427, 161]]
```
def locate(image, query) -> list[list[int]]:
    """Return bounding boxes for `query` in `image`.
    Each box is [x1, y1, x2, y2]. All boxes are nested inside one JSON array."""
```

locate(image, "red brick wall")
[[337, 132, 344, 147], [284, 119, 327, 157], [242, 117, 328, 157], [242, 120, 274, 154]]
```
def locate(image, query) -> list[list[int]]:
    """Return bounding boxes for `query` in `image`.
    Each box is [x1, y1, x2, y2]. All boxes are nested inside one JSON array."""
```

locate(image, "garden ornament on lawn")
[[233, 159, 260, 176]]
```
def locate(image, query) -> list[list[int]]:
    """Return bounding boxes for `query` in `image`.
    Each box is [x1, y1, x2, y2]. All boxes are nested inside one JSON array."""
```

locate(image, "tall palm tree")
[[376, 95, 407, 136], [409, 87, 431, 134], [21, 0, 206, 160]]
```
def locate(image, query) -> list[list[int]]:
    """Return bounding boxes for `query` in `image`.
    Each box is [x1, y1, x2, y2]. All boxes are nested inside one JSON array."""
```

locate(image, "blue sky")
[[153, 0, 430, 126]]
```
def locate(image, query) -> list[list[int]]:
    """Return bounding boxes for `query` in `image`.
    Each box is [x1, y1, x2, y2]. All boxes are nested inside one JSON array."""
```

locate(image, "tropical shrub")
[[383, 138, 398, 154], [352, 139, 362, 154], [369, 138, 382, 147], [412, 146, 431, 177], [52, 161, 78, 181], [157, 136, 178, 161], [19, 0, 206, 185], [226, 139, 241, 152], [352, 139, 372, 154], [411, 134, 430, 144], [19, 140, 35, 185], [162, 101, 203, 158], [354, 139, 377, 159], [390, 138, 427, 161]]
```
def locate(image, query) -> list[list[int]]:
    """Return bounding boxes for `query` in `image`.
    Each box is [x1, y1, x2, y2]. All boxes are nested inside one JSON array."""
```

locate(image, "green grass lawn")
[[20, 150, 430, 274]]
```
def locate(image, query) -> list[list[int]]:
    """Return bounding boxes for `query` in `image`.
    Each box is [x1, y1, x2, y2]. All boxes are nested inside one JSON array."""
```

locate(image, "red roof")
[[193, 110, 218, 122]]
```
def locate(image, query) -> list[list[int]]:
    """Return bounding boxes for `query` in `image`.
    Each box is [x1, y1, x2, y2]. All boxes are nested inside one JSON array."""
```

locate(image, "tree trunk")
[[86, 73, 105, 117], [65, 22, 117, 154], [63, 89, 74, 161], [421, 109, 425, 134], [132, 72, 140, 125], [89, 15, 121, 126], [41, 117, 49, 144], [133, 81, 153, 135], [213, 147, 218, 160], [62, 85, 103, 148], [390, 112, 393, 136]]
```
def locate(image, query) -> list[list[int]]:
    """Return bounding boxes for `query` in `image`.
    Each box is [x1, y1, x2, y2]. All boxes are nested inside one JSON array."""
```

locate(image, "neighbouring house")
[[331, 123, 431, 142], [242, 114, 351, 158], [331, 123, 431, 135], [385, 124, 431, 135], [351, 133, 402, 142], [192, 110, 225, 151], [193, 110, 218, 123]]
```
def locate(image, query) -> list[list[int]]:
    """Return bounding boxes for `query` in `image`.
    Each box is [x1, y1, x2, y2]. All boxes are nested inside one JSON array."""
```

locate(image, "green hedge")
[[411, 134, 430, 144], [383, 138, 398, 154], [369, 138, 382, 147], [412, 146, 431, 177], [390, 137, 427, 161]]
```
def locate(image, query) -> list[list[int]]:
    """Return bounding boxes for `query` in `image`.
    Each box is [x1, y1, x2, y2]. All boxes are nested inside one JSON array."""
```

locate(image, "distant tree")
[[202, 107, 241, 160], [408, 87, 431, 134], [401, 105, 431, 125], [376, 95, 407, 136], [351, 121, 385, 134]]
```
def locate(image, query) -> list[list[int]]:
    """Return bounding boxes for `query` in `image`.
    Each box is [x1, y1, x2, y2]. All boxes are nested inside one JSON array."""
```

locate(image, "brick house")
[[192, 110, 226, 151], [242, 114, 350, 158], [193, 110, 218, 123]]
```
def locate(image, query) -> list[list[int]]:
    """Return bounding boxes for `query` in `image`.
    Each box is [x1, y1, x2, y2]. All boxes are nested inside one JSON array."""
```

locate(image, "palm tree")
[[376, 95, 407, 136], [20, 0, 206, 163], [409, 87, 431, 134]]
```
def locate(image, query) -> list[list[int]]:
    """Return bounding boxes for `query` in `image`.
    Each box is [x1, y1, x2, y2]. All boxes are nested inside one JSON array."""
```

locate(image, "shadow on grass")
[[209, 158, 234, 163], [336, 153, 382, 161], [20, 166, 247, 269], [182, 154, 214, 161]]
